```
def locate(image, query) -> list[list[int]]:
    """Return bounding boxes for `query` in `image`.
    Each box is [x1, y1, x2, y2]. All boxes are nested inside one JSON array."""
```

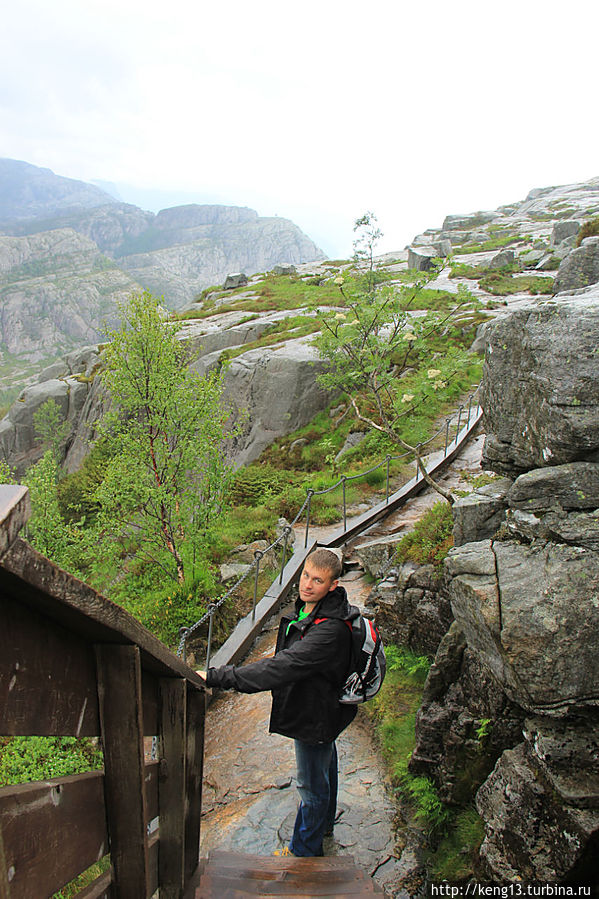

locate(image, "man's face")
[[299, 560, 338, 607]]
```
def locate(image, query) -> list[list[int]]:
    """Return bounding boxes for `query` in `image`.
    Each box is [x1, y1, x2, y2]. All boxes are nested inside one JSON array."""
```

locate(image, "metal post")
[[415, 444, 422, 481], [455, 405, 463, 444], [205, 605, 216, 669], [467, 393, 473, 427], [178, 627, 189, 663], [252, 550, 263, 622], [304, 490, 313, 548], [385, 455, 391, 504], [342, 477, 347, 532], [279, 527, 290, 584], [444, 419, 451, 456]]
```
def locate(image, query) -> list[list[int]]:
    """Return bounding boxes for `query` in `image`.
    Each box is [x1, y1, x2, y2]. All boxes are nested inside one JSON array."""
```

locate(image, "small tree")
[[23, 451, 70, 563], [96, 291, 233, 584], [33, 398, 69, 460], [314, 215, 478, 503]]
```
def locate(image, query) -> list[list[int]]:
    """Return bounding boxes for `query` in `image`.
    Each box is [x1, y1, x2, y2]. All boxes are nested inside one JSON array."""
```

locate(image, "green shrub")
[[394, 501, 454, 571], [576, 216, 599, 247], [231, 465, 292, 506], [118, 560, 221, 649], [429, 807, 485, 882], [0, 737, 103, 786], [385, 645, 431, 682]]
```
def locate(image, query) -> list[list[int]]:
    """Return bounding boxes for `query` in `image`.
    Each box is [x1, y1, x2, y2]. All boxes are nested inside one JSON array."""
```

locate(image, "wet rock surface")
[[200, 588, 422, 897], [200, 434, 488, 896]]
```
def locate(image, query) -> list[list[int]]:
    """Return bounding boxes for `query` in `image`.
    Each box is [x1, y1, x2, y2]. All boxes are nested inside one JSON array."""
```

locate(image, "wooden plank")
[[0, 771, 108, 899], [95, 645, 150, 899], [0, 591, 100, 736], [148, 830, 159, 899], [1, 538, 206, 689], [206, 851, 356, 870], [0, 486, 29, 560], [145, 759, 159, 822], [75, 869, 112, 899], [184, 688, 205, 884], [158, 678, 187, 898], [0, 822, 9, 899], [141, 669, 159, 736], [196, 877, 374, 896]]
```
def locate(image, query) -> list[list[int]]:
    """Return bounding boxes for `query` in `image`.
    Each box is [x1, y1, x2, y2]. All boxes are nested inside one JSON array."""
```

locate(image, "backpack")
[[314, 613, 386, 704]]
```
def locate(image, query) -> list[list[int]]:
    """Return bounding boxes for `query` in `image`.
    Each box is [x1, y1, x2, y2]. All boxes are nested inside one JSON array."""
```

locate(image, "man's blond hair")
[[305, 548, 342, 580]]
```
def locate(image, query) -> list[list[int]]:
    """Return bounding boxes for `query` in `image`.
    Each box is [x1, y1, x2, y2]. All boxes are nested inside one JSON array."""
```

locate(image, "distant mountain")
[[0, 159, 118, 222], [0, 159, 326, 309]]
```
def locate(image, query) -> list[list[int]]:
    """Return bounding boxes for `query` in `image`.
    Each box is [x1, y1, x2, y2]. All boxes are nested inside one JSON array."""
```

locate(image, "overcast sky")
[[2, 0, 597, 256]]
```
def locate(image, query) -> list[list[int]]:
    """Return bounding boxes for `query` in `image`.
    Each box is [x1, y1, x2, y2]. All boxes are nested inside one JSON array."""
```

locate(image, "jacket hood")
[[295, 584, 360, 622]]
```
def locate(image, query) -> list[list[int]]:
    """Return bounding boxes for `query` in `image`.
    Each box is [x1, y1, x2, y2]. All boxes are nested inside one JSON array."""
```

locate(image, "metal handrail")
[[178, 385, 481, 664]]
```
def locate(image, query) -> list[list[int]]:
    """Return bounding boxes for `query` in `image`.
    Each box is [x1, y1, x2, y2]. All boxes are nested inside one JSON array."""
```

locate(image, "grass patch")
[[453, 234, 522, 255], [394, 501, 454, 572], [219, 314, 321, 363], [478, 272, 554, 296], [576, 215, 599, 247], [428, 807, 485, 882]]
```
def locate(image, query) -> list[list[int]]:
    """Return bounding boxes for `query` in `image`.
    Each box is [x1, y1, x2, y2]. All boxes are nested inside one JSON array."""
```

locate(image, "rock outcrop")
[[411, 288, 599, 883], [554, 236, 599, 294], [366, 563, 451, 658], [480, 290, 599, 477], [0, 309, 335, 474]]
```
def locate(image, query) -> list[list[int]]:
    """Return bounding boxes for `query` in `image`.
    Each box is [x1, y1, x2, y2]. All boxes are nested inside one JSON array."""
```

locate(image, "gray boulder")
[[272, 264, 296, 275], [223, 272, 248, 290], [442, 212, 497, 231], [446, 538, 599, 715], [550, 220, 581, 247], [354, 534, 402, 579], [507, 461, 599, 512], [452, 478, 512, 546], [554, 236, 599, 293], [220, 338, 333, 467], [366, 562, 452, 657], [476, 740, 599, 882], [407, 246, 437, 272], [335, 431, 366, 462], [487, 248, 515, 270], [481, 294, 599, 477], [517, 249, 545, 268]]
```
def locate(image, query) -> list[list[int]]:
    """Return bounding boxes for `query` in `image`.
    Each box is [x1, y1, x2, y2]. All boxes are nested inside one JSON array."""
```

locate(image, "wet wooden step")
[[186, 850, 387, 897]]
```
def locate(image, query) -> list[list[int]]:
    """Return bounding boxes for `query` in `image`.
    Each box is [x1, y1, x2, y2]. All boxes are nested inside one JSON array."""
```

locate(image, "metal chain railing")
[[177, 385, 481, 666]]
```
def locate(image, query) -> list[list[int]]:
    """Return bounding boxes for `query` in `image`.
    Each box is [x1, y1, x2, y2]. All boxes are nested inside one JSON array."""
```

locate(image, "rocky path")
[[200, 433, 485, 897]]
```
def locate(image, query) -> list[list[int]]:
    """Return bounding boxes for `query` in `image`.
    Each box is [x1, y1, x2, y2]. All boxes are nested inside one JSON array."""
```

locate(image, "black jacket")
[[205, 586, 358, 744]]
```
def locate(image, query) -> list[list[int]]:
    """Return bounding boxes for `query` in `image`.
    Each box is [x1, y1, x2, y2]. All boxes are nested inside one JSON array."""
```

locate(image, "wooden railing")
[[0, 485, 206, 899]]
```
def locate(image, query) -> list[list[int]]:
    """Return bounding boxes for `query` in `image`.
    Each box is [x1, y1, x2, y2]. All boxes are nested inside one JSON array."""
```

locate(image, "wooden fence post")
[[95, 645, 149, 898], [158, 678, 187, 898], [184, 689, 205, 883]]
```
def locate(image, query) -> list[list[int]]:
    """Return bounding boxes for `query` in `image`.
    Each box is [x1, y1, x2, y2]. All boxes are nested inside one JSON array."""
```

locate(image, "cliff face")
[[0, 229, 140, 362], [412, 289, 599, 883]]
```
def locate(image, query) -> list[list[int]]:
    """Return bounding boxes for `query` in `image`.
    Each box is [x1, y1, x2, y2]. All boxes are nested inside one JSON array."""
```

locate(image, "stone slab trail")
[[200, 433, 485, 897]]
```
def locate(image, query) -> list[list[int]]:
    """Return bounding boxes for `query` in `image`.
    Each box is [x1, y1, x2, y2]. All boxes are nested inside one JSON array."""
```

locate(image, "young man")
[[199, 547, 358, 857]]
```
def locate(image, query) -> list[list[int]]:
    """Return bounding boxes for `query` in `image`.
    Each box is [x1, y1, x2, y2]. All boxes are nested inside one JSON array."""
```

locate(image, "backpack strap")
[[313, 617, 352, 632]]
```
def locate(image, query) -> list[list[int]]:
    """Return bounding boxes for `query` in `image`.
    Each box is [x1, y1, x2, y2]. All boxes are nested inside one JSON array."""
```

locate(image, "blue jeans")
[[289, 740, 338, 857]]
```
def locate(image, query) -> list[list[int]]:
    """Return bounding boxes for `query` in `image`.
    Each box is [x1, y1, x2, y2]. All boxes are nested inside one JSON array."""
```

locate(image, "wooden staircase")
[[185, 850, 388, 897]]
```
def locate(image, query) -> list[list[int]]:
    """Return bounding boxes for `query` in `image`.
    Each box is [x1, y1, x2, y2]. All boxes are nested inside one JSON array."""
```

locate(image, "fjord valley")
[[1, 161, 599, 893]]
